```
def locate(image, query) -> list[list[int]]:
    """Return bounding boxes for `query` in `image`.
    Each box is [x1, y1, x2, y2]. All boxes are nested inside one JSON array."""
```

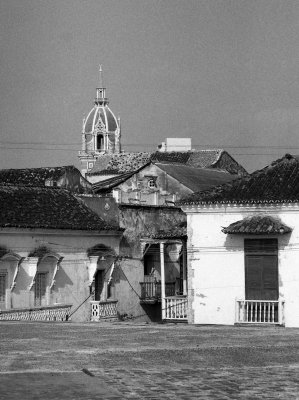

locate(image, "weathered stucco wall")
[[184, 204, 299, 327], [116, 205, 186, 321], [117, 164, 192, 205], [0, 229, 121, 322], [78, 195, 119, 226], [71, 196, 187, 322]]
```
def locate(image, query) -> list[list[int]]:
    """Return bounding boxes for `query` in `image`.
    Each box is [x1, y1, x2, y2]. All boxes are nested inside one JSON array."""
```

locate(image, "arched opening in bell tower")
[[97, 134, 104, 151]]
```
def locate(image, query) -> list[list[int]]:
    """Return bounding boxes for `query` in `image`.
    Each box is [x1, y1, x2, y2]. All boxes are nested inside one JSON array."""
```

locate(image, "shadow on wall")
[[113, 262, 127, 284], [13, 265, 31, 295], [54, 266, 73, 290]]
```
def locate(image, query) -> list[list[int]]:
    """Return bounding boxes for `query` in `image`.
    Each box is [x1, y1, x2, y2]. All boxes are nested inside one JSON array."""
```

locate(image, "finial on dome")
[[99, 64, 103, 88], [95, 64, 107, 104]]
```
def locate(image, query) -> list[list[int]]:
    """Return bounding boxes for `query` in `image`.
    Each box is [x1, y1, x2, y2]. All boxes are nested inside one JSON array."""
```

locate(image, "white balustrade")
[[90, 300, 118, 321], [236, 299, 284, 325], [165, 296, 188, 321], [0, 304, 72, 322]]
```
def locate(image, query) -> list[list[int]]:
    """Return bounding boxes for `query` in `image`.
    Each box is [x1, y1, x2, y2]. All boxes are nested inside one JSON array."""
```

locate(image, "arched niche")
[[29, 248, 63, 307], [0, 251, 23, 310], [87, 244, 117, 301], [0, 252, 23, 290]]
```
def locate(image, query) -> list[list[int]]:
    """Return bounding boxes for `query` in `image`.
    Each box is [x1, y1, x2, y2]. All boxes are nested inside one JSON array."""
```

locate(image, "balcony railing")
[[165, 296, 188, 321], [90, 300, 118, 321], [236, 299, 285, 325], [0, 304, 72, 322], [140, 281, 176, 301]]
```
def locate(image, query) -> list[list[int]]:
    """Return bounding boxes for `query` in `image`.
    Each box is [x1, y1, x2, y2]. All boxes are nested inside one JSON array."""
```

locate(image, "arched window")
[[97, 134, 104, 150]]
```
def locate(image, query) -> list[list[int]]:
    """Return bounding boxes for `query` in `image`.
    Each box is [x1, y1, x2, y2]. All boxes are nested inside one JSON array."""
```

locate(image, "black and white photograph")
[[1, 0, 299, 398]]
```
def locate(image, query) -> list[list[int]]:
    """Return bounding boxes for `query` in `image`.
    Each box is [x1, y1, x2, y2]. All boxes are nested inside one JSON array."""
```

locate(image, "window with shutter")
[[245, 239, 278, 300]]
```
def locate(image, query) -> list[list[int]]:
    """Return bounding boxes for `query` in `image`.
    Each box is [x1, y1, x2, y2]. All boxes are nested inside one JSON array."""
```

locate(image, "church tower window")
[[97, 134, 104, 151]]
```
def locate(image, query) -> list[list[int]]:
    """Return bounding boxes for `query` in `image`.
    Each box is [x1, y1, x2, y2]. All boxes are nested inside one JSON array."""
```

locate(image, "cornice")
[[181, 202, 299, 214]]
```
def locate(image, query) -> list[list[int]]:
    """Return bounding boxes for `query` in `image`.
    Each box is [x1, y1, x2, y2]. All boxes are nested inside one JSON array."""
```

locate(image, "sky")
[[1, 0, 299, 172]]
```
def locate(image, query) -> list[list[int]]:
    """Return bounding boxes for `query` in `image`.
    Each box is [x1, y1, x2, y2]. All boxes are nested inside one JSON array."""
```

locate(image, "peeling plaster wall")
[[116, 205, 186, 321], [73, 195, 187, 322], [184, 204, 299, 327]]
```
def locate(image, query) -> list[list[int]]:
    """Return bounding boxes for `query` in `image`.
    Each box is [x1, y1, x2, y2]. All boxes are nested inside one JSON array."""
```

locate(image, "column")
[[160, 242, 166, 320], [182, 241, 187, 295]]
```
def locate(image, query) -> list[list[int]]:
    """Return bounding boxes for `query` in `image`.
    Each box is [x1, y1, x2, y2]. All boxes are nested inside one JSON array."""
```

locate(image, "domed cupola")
[[79, 66, 121, 176]]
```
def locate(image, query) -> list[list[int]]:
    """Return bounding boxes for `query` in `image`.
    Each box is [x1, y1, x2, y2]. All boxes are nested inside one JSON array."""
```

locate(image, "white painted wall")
[[183, 203, 299, 327]]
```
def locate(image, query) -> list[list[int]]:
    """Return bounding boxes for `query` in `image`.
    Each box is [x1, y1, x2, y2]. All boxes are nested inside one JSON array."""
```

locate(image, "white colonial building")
[[179, 154, 299, 328], [0, 185, 122, 322]]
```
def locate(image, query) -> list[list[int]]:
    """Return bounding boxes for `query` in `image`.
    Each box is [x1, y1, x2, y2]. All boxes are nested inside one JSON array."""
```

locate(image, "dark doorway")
[[94, 270, 104, 301], [0, 272, 7, 309], [245, 239, 278, 300], [35, 272, 47, 306]]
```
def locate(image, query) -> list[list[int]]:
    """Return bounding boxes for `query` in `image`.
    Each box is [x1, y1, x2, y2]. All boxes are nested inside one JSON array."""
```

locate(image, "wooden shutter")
[[262, 255, 278, 300], [245, 256, 263, 300], [245, 239, 278, 300]]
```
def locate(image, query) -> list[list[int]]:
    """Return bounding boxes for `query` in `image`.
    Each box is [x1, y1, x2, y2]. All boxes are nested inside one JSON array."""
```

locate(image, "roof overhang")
[[222, 215, 292, 235]]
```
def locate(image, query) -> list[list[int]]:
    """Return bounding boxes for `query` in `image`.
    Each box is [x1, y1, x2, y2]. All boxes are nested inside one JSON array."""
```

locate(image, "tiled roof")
[[142, 227, 187, 240], [87, 150, 247, 176], [92, 171, 135, 192], [222, 215, 292, 235], [0, 166, 76, 186], [87, 153, 151, 175], [152, 149, 247, 175], [187, 150, 223, 168], [0, 165, 92, 193], [92, 162, 238, 193], [178, 154, 299, 205], [151, 151, 191, 164], [0, 185, 120, 231], [156, 163, 237, 192]]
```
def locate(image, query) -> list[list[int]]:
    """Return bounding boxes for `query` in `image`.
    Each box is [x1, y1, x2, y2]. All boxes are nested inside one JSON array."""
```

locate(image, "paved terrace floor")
[[1, 322, 299, 399]]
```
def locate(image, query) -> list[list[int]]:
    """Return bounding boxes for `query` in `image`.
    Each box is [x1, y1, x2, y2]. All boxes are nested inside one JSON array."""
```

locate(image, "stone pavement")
[[1, 322, 299, 399], [90, 365, 299, 399], [0, 371, 121, 400], [2, 365, 298, 399]]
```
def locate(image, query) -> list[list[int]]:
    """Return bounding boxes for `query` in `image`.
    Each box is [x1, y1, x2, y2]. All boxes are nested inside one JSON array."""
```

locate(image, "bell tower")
[[78, 66, 121, 177]]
